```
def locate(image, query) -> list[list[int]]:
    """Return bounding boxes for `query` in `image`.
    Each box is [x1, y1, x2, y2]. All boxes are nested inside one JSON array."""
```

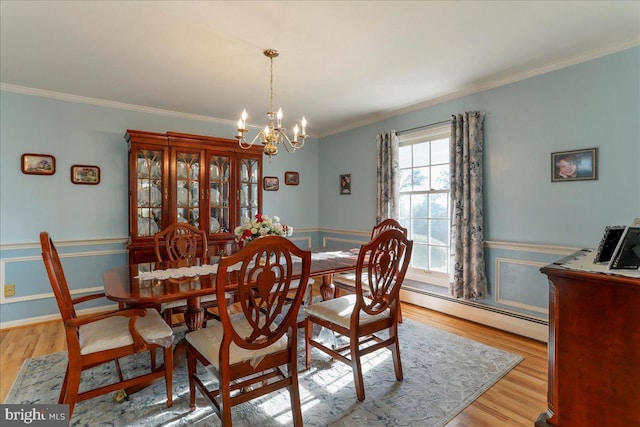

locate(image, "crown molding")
[[0, 83, 237, 126]]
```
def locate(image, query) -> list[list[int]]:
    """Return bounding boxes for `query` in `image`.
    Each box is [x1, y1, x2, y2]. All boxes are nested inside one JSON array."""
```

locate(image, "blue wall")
[[1, 47, 638, 326], [0, 92, 320, 324], [318, 47, 640, 243], [317, 46, 639, 321]]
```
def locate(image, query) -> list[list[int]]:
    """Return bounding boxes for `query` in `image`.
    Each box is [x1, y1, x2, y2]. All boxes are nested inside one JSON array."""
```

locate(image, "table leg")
[[319, 274, 336, 300], [184, 297, 205, 332]]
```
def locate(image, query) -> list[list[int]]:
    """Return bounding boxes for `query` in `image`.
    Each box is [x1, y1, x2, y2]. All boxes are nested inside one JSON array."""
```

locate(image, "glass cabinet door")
[[209, 155, 231, 233], [239, 158, 259, 220], [136, 149, 164, 238], [175, 151, 200, 228]]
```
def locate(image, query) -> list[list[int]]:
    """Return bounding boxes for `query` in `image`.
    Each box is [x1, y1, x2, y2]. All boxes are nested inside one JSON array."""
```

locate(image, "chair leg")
[[164, 308, 174, 327], [350, 338, 365, 401], [163, 345, 173, 408], [220, 373, 234, 426], [187, 346, 197, 411], [114, 358, 125, 381], [64, 366, 82, 418], [390, 326, 403, 381], [285, 343, 303, 426], [58, 363, 69, 405], [150, 349, 157, 371], [289, 372, 303, 426], [304, 318, 312, 369], [397, 302, 404, 323]]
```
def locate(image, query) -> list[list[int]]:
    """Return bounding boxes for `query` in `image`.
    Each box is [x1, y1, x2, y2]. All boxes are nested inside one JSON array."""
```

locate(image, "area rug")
[[4, 318, 522, 426]]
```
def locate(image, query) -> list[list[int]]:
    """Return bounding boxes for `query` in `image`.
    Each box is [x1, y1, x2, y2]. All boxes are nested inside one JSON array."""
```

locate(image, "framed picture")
[[608, 226, 640, 270], [285, 171, 299, 186], [340, 174, 351, 195], [21, 153, 56, 175], [551, 147, 597, 182], [594, 225, 626, 263], [263, 176, 279, 191], [71, 164, 101, 185]]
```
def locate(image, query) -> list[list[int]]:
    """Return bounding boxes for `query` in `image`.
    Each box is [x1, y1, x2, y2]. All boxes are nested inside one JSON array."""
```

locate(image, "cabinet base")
[[535, 412, 554, 427]]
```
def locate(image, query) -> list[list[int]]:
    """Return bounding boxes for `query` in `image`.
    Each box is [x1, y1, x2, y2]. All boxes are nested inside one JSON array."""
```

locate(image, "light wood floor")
[[0, 302, 548, 426]]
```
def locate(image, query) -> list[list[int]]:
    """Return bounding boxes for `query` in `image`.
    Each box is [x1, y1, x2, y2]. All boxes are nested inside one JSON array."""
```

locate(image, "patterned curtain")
[[376, 131, 399, 224], [450, 112, 488, 299]]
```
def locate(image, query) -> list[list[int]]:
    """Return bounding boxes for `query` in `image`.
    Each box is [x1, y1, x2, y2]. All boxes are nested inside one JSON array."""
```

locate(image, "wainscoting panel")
[[495, 257, 549, 314]]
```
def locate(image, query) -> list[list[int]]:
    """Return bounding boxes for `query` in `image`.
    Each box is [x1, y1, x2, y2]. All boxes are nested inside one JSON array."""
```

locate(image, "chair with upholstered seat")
[[186, 235, 311, 426], [40, 232, 173, 417], [304, 228, 412, 401], [333, 218, 408, 322], [154, 222, 228, 327]]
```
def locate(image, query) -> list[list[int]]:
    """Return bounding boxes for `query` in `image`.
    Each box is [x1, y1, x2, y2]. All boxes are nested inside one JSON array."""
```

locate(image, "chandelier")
[[236, 49, 307, 157]]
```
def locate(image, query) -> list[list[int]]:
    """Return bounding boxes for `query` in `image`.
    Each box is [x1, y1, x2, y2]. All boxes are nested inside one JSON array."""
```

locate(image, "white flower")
[[234, 214, 292, 247]]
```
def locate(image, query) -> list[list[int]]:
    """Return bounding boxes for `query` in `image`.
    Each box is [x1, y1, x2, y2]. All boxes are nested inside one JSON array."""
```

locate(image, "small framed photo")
[[594, 225, 626, 263], [263, 176, 279, 191], [551, 148, 597, 182], [285, 171, 299, 186], [608, 226, 640, 270], [71, 164, 101, 185], [21, 153, 56, 175], [340, 174, 351, 195]]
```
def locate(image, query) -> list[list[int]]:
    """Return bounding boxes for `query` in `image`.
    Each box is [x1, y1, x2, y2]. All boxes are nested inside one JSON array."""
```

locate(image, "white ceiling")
[[1, 1, 639, 138]]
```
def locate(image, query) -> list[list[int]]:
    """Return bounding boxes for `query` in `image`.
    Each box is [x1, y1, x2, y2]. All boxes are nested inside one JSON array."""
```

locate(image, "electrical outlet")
[[4, 284, 15, 297]]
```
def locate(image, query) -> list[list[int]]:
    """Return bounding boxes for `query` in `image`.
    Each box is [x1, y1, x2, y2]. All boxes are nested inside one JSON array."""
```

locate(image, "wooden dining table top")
[[103, 248, 360, 306]]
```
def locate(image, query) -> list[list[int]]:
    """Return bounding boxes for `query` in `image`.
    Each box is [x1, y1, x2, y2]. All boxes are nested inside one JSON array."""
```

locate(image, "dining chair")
[[154, 222, 227, 327], [40, 232, 173, 417], [304, 228, 412, 401], [185, 235, 311, 426], [333, 218, 408, 322]]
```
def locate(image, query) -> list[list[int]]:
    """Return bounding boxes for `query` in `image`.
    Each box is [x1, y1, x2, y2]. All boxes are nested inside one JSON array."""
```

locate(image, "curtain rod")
[[396, 119, 450, 136]]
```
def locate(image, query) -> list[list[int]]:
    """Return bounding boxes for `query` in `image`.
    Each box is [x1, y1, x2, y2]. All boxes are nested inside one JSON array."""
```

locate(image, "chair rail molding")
[[0, 237, 128, 251], [484, 240, 579, 255]]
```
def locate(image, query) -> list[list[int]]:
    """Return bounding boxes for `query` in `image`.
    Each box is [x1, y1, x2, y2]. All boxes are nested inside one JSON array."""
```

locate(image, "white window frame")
[[397, 124, 451, 287]]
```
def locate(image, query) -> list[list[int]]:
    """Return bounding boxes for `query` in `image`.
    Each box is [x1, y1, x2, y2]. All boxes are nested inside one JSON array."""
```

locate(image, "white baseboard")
[[400, 289, 549, 343], [0, 304, 118, 330]]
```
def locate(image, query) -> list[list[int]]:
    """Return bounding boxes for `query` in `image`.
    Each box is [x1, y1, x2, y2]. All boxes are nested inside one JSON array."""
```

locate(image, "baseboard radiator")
[[400, 286, 549, 343]]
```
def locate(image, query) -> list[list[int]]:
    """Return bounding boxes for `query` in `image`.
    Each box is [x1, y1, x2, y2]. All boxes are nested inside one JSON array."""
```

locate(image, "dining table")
[[103, 247, 360, 333]]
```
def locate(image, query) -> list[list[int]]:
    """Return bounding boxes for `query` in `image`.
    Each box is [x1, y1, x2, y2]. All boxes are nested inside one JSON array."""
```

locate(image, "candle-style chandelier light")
[[236, 49, 307, 158]]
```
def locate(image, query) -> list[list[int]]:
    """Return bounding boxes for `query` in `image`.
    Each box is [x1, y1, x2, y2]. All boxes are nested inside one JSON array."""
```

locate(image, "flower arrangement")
[[234, 214, 293, 248]]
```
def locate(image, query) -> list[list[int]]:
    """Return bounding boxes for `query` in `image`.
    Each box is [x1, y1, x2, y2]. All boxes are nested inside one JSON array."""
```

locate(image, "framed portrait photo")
[[551, 147, 597, 182], [284, 171, 299, 186], [340, 174, 351, 195], [71, 164, 101, 185], [263, 176, 279, 191], [21, 153, 56, 175]]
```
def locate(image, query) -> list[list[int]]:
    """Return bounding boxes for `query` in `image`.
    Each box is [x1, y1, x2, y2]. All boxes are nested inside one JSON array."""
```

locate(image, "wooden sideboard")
[[537, 250, 640, 427]]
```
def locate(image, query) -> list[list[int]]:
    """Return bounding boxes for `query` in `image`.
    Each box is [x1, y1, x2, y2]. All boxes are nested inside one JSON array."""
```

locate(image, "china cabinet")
[[125, 130, 262, 264]]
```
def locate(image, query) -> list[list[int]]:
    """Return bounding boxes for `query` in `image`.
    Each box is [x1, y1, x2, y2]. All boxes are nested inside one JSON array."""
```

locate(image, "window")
[[397, 125, 451, 286]]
